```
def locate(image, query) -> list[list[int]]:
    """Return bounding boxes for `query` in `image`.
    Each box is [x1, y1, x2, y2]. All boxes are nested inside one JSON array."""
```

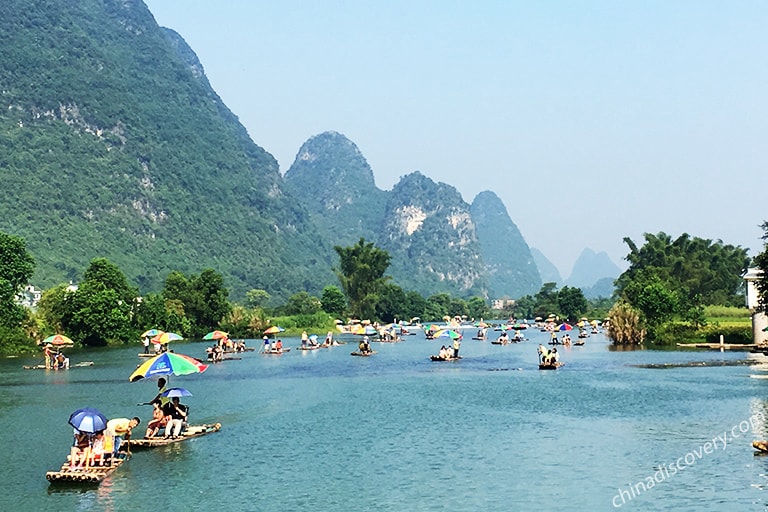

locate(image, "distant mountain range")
[[0, 1, 619, 301]]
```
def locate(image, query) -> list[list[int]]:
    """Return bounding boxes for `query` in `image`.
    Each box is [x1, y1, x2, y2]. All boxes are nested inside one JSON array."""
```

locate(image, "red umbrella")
[[558, 323, 573, 331]]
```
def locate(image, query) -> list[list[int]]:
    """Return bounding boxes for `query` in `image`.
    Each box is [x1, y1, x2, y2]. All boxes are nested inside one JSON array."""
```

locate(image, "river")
[[2, 329, 768, 511]]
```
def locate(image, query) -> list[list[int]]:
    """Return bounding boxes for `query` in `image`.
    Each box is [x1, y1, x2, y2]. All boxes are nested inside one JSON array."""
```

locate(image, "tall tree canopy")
[[334, 238, 391, 320], [62, 258, 135, 346], [616, 232, 749, 308], [0, 231, 34, 334]]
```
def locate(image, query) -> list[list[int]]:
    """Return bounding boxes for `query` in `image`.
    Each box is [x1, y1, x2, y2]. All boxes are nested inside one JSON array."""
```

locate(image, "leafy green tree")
[[245, 289, 270, 309], [616, 232, 749, 307], [467, 297, 489, 321], [426, 293, 452, 321], [334, 238, 391, 320], [36, 284, 69, 335], [163, 268, 230, 337], [375, 283, 408, 323], [533, 282, 560, 319], [134, 292, 191, 335], [557, 286, 588, 321], [402, 291, 428, 322], [284, 291, 322, 315], [82, 257, 136, 302], [622, 273, 680, 330], [61, 259, 135, 346], [514, 295, 536, 320], [219, 305, 252, 338], [0, 231, 35, 329], [320, 286, 346, 318]]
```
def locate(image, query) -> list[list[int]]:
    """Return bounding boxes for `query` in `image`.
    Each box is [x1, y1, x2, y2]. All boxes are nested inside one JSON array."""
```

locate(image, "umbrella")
[[558, 323, 573, 331], [763, 326, 768, 332], [434, 329, 462, 340], [43, 334, 74, 346], [152, 332, 183, 345], [141, 328, 163, 338], [511, 323, 527, 330], [160, 387, 193, 398], [68, 407, 108, 434], [203, 330, 229, 340], [353, 325, 377, 336], [129, 352, 208, 382], [263, 326, 285, 335]]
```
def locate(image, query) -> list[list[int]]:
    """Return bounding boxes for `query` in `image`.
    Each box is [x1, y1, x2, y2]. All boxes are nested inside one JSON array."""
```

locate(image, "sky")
[[143, 0, 767, 279]]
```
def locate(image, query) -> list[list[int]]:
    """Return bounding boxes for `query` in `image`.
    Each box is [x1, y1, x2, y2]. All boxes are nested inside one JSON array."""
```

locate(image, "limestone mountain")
[[566, 248, 621, 290], [283, 131, 387, 248], [531, 248, 563, 286], [0, 0, 334, 300], [379, 172, 488, 297], [469, 191, 541, 298]]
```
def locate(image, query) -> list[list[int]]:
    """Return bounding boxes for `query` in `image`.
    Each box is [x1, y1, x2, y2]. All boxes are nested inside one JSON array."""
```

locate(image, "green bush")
[[649, 323, 701, 346], [701, 324, 753, 344]]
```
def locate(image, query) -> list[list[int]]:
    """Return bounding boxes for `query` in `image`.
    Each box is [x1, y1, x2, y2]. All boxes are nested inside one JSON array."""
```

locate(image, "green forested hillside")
[[470, 191, 541, 298], [284, 131, 388, 248], [380, 172, 488, 297], [0, 0, 334, 300]]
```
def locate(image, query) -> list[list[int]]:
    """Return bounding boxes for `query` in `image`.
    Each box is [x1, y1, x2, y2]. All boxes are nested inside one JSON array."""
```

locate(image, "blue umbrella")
[[160, 387, 193, 398], [68, 407, 108, 433]]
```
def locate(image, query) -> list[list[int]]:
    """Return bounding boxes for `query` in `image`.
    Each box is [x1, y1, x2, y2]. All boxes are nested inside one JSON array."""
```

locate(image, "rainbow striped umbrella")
[[129, 352, 208, 382]]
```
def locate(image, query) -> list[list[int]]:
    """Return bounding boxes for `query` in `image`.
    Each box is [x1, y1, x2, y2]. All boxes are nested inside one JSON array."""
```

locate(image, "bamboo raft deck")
[[539, 362, 564, 370], [46, 454, 129, 484], [127, 423, 221, 450]]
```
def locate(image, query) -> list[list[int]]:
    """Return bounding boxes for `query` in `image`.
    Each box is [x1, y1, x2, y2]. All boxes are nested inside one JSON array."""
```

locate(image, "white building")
[[744, 268, 768, 344], [15, 284, 42, 309]]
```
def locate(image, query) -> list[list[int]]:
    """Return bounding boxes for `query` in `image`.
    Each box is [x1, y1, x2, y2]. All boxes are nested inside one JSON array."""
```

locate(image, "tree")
[[61, 259, 135, 346], [284, 292, 322, 315], [616, 232, 749, 307], [557, 286, 588, 322], [245, 289, 270, 309], [402, 291, 428, 322], [0, 231, 35, 330], [320, 286, 346, 318], [375, 283, 408, 323], [467, 297, 489, 321], [622, 273, 680, 330], [334, 238, 391, 320], [163, 268, 231, 337], [534, 282, 560, 318]]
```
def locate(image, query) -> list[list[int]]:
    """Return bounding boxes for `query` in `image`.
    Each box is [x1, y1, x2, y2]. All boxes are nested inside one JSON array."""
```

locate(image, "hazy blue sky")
[[144, 0, 767, 278]]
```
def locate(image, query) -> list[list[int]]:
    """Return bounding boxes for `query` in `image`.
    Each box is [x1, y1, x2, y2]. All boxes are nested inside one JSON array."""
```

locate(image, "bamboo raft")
[[753, 440, 768, 453], [24, 361, 94, 370], [128, 423, 221, 450], [262, 348, 290, 355], [350, 351, 376, 357], [539, 362, 564, 370], [430, 355, 462, 361], [46, 454, 129, 484]]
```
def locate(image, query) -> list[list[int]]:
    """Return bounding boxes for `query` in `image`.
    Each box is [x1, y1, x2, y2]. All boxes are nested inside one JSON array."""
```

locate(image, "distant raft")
[[538, 362, 564, 370], [350, 351, 376, 357], [753, 440, 768, 453], [430, 355, 462, 362]]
